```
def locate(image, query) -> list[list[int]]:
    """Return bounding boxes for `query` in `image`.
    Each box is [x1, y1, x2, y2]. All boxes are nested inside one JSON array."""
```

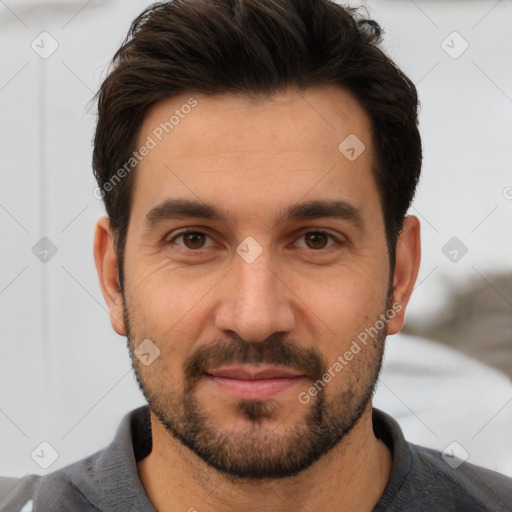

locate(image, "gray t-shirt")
[[1, 406, 511, 511]]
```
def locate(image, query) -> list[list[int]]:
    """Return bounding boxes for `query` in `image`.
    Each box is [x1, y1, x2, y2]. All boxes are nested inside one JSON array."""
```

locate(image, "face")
[[99, 85, 412, 479]]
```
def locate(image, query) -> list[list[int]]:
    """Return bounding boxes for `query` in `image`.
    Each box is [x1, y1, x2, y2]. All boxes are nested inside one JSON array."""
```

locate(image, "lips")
[[204, 366, 305, 400], [206, 366, 303, 380]]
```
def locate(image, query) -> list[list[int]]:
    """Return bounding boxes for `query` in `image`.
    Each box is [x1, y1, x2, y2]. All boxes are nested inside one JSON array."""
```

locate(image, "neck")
[[137, 403, 392, 512]]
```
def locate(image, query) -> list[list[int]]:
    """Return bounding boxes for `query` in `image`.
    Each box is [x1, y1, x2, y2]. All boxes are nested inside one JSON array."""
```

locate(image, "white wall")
[[0, 0, 511, 478]]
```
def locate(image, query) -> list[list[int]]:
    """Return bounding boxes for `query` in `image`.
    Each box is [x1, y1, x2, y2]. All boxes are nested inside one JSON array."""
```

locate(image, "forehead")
[[131, 85, 380, 228], [138, 85, 372, 159]]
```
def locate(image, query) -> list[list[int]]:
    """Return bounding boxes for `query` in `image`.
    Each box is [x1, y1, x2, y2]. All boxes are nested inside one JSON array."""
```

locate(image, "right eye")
[[169, 230, 215, 250]]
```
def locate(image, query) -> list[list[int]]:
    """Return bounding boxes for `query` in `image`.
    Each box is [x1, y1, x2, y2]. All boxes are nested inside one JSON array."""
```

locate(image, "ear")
[[387, 215, 421, 335], [94, 216, 126, 336]]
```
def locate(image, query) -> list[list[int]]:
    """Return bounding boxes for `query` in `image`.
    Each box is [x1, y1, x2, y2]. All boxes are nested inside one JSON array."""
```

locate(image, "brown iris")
[[304, 232, 329, 249], [182, 232, 207, 249]]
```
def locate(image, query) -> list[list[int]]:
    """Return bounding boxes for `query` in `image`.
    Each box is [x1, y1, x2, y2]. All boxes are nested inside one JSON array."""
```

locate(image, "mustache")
[[184, 333, 327, 388]]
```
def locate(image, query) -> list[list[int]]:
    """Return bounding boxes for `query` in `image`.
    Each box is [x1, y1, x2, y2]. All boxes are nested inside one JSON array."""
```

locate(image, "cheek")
[[125, 263, 221, 364], [303, 277, 389, 398], [298, 262, 389, 327], [290, 270, 389, 379], [128, 261, 204, 324]]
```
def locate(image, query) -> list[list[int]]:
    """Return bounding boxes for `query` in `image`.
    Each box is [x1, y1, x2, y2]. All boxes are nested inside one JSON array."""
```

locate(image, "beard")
[[123, 298, 388, 481]]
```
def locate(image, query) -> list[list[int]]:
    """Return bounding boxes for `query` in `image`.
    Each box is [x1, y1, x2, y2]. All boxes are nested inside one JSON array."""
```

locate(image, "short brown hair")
[[93, 0, 421, 279]]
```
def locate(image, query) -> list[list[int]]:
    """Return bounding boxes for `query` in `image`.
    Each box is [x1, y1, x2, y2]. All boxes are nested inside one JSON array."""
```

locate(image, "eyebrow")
[[281, 199, 363, 228], [146, 199, 226, 225], [145, 198, 364, 229]]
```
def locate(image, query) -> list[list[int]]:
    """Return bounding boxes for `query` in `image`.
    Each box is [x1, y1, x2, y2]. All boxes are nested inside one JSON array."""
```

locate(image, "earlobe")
[[93, 216, 126, 336], [387, 215, 421, 335]]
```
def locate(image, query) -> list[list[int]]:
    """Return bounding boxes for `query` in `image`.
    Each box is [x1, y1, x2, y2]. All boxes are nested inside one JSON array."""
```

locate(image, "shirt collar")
[[62, 405, 411, 511]]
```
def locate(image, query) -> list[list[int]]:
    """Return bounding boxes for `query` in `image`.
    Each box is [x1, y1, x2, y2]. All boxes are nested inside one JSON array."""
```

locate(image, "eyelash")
[[167, 229, 342, 252]]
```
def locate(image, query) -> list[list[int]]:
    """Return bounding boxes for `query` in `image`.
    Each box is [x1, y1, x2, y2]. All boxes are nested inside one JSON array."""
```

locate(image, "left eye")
[[172, 231, 214, 250], [294, 231, 338, 250]]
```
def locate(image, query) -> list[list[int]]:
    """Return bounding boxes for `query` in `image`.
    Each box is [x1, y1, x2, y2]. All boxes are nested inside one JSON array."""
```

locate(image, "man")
[[2, 0, 511, 510]]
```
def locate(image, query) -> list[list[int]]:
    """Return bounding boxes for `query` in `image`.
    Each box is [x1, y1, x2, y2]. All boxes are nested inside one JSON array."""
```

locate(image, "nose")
[[214, 248, 296, 343]]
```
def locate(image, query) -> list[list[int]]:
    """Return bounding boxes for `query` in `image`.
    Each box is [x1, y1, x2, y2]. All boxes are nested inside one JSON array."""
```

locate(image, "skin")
[[94, 85, 421, 511]]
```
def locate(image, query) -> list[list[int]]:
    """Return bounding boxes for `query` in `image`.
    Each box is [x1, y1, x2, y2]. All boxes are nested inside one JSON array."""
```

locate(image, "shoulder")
[[0, 452, 103, 512], [409, 443, 512, 511], [373, 408, 512, 512], [0, 406, 151, 512]]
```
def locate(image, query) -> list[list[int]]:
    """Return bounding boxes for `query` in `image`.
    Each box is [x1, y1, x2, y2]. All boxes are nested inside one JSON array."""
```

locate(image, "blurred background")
[[0, 0, 511, 482]]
